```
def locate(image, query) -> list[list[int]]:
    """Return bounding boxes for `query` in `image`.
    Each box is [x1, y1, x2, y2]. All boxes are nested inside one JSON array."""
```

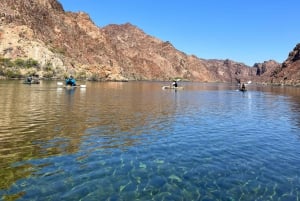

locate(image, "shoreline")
[[1, 77, 300, 87]]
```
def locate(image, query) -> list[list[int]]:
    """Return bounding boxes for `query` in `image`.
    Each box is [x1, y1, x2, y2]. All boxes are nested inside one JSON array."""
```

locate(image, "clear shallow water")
[[0, 80, 300, 201]]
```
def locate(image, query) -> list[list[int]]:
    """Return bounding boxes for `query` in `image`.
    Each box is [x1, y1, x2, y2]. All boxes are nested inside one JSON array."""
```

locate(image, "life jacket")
[[66, 78, 76, 86]]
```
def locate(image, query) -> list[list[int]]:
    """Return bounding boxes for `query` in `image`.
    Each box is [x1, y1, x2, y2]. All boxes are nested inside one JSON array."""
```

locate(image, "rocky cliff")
[[271, 44, 300, 85], [0, 0, 299, 84], [250, 44, 300, 86]]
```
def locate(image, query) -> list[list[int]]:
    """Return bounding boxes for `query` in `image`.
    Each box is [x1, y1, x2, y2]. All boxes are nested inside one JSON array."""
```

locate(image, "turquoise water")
[[0, 81, 300, 200]]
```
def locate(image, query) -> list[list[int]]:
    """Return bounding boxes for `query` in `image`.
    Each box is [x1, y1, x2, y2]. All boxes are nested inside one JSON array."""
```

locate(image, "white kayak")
[[64, 85, 86, 88], [162, 86, 184, 90], [57, 82, 86, 88]]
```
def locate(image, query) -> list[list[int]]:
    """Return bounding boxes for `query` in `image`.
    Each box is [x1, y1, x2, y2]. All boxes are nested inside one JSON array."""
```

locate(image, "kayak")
[[239, 88, 247, 92], [64, 85, 86, 88], [57, 82, 86, 88], [23, 80, 40, 84], [162, 86, 184, 90]]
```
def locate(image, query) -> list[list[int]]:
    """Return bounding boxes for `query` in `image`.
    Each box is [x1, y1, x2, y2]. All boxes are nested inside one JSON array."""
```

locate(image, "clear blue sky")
[[58, 0, 299, 66]]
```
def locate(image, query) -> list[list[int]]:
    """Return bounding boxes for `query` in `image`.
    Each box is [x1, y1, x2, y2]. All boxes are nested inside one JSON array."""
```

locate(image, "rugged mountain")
[[252, 60, 281, 83], [0, 0, 298, 84], [251, 44, 300, 86], [101, 23, 255, 82], [0, 0, 251, 82], [0, 0, 122, 80], [271, 44, 300, 85]]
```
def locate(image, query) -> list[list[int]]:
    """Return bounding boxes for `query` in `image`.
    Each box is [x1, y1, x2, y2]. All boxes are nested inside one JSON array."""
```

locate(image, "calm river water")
[[0, 80, 300, 201]]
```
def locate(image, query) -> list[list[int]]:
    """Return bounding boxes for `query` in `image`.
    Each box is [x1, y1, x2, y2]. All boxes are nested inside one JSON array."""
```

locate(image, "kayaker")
[[65, 75, 76, 86], [242, 83, 246, 90], [26, 76, 32, 83], [172, 80, 178, 87], [240, 83, 246, 91]]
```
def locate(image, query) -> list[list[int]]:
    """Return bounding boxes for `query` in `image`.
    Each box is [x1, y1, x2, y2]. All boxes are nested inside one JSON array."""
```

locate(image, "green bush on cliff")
[[42, 62, 55, 78], [44, 62, 53, 72], [14, 59, 26, 67], [25, 58, 39, 69], [4, 68, 22, 78], [14, 58, 40, 69], [0, 57, 41, 78], [0, 57, 14, 67]]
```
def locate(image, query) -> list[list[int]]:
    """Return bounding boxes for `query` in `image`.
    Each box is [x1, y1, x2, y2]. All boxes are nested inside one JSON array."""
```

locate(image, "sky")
[[58, 0, 299, 66]]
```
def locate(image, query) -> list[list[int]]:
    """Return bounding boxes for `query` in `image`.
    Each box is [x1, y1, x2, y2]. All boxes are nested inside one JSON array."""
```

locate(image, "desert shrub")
[[0, 57, 41, 77], [0, 57, 14, 67], [44, 62, 53, 72], [43, 71, 54, 78], [25, 58, 39, 68], [5, 68, 22, 78], [12, 58, 40, 69], [14, 58, 25, 67]]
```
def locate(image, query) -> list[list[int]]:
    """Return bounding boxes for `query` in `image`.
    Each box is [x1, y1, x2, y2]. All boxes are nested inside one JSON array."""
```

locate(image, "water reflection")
[[0, 81, 88, 190], [1, 80, 300, 200], [81, 82, 180, 152], [0, 81, 178, 191]]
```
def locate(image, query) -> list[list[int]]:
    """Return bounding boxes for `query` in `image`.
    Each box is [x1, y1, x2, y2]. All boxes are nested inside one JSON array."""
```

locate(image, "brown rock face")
[[252, 44, 300, 85], [275, 44, 300, 85], [252, 60, 281, 83], [0, 0, 299, 84]]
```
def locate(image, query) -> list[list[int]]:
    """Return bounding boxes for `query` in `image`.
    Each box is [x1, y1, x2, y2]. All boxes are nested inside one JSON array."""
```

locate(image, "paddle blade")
[[57, 82, 63, 86]]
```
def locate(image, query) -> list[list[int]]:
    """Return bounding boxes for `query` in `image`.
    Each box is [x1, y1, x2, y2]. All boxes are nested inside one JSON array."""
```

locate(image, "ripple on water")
[[1, 82, 300, 200]]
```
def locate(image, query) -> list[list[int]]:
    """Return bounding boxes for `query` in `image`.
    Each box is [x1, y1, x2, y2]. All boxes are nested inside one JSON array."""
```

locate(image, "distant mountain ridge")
[[0, 0, 299, 85]]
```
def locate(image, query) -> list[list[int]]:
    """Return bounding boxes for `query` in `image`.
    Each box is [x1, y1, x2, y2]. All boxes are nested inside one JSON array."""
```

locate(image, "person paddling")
[[172, 80, 178, 87], [241, 83, 246, 90], [26, 76, 32, 83], [65, 75, 76, 86], [239, 83, 246, 91]]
